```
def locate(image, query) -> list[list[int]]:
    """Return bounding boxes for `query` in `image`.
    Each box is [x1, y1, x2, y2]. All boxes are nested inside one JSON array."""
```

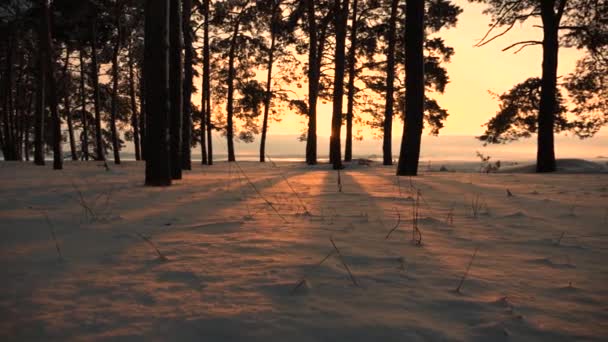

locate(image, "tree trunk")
[[203, 0, 212, 165], [181, 0, 193, 169], [2, 26, 16, 161], [139, 72, 146, 160], [169, 0, 183, 179], [34, 22, 46, 166], [42, 0, 63, 170], [144, 0, 172, 186], [128, 42, 141, 161], [226, 17, 241, 163], [90, 22, 105, 161], [536, 1, 559, 173], [330, 0, 349, 170], [383, 0, 399, 166], [396, 0, 424, 176], [109, 9, 122, 165], [260, 3, 279, 163], [200, 72, 207, 165], [63, 50, 77, 160], [305, 0, 318, 165], [344, 0, 358, 162], [79, 48, 89, 160]]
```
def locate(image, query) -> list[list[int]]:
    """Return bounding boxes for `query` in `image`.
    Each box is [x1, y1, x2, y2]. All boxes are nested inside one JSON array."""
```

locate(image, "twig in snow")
[[412, 190, 422, 245], [385, 207, 402, 239], [30, 208, 63, 261], [267, 154, 311, 215], [232, 161, 288, 223], [555, 231, 565, 246], [290, 249, 336, 295], [445, 205, 454, 225], [330, 236, 359, 287], [455, 246, 479, 293], [135, 232, 168, 262]]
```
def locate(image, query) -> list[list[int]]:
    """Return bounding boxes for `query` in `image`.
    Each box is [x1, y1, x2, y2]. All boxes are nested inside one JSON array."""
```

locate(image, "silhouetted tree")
[[472, 0, 608, 172], [144, 0, 172, 186], [329, 0, 349, 169], [169, 0, 183, 178], [396, 0, 424, 176]]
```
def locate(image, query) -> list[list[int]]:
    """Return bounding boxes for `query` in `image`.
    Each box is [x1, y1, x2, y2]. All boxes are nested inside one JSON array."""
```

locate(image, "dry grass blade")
[[330, 237, 359, 287], [135, 232, 168, 261], [232, 161, 288, 223], [555, 232, 565, 246], [385, 207, 402, 240], [456, 246, 479, 293], [290, 249, 336, 295], [33, 208, 63, 261], [71, 181, 97, 221], [267, 154, 311, 215]]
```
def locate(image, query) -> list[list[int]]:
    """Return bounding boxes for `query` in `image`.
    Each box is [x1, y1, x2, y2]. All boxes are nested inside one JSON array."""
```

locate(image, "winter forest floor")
[[1, 160, 607, 341]]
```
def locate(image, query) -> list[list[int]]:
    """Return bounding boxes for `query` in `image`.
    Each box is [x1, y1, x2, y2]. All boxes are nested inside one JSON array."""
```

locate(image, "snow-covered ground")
[[1, 160, 607, 341]]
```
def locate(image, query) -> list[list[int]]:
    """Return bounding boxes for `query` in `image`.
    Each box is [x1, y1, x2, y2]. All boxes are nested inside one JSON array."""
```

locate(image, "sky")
[[190, 0, 604, 141]]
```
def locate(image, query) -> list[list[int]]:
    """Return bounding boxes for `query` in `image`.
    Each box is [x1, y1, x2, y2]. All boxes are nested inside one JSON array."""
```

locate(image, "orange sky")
[[192, 0, 604, 140]]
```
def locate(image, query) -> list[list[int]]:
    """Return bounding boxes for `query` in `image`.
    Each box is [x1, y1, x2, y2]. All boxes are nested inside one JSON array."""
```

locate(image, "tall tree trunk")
[[181, 0, 193, 169], [2, 26, 16, 161], [329, 0, 349, 169], [383, 0, 399, 166], [203, 0, 212, 165], [144, 0, 172, 186], [396, 0, 424, 176], [200, 73, 207, 165], [109, 9, 122, 165], [90, 22, 105, 161], [305, 0, 318, 165], [128, 43, 141, 161], [42, 0, 62, 170], [34, 26, 46, 166], [63, 50, 77, 160], [79, 48, 89, 160], [139, 72, 146, 160], [169, 0, 183, 178], [344, 0, 358, 162], [536, 1, 560, 173], [260, 2, 279, 163], [226, 17, 241, 162]]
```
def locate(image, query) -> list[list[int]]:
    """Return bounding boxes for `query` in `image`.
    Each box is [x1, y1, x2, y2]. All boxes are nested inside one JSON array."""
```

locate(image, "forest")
[[0, 0, 604, 182]]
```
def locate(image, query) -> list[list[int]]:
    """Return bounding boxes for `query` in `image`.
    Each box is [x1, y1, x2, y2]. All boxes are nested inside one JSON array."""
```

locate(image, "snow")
[[1, 160, 607, 341]]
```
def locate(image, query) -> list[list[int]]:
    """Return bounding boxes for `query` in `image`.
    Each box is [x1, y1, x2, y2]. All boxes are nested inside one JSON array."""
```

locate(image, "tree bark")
[[383, 0, 399, 166], [79, 48, 89, 160], [128, 42, 141, 161], [203, 0, 212, 165], [42, 0, 63, 170], [396, 0, 424, 176], [90, 22, 105, 161], [260, 2, 279, 163], [226, 17, 242, 162], [139, 72, 146, 160], [344, 0, 358, 162], [109, 7, 122, 165], [63, 50, 77, 160], [536, 0, 559, 173], [169, 0, 183, 178], [181, 0, 193, 169], [305, 0, 318, 165], [34, 21, 46, 166], [329, 0, 349, 169], [144, 0, 172, 186]]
